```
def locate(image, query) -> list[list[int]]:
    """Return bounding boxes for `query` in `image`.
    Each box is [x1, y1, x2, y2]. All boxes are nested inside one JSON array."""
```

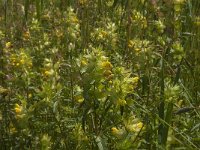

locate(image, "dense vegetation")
[[0, 0, 200, 149]]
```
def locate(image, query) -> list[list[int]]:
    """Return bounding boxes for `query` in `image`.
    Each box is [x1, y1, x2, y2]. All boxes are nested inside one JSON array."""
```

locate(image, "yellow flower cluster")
[[171, 41, 184, 62], [101, 61, 114, 81], [126, 122, 144, 132], [154, 20, 165, 34], [91, 22, 117, 47], [131, 10, 147, 29], [0, 86, 9, 94], [128, 39, 151, 54], [10, 50, 32, 68], [130, 76, 139, 87], [94, 29, 108, 40], [101, 61, 113, 70], [14, 104, 22, 114], [42, 59, 55, 77], [79, 0, 88, 5], [74, 85, 84, 103], [194, 16, 200, 26]]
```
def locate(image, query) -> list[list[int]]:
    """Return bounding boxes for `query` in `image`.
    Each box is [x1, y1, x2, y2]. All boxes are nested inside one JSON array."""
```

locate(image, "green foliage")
[[0, 0, 200, 149]]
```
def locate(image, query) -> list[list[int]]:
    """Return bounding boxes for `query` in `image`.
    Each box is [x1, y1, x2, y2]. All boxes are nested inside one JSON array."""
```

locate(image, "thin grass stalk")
[[35, 0, 41, 20], [24, 0, 29, 22], [162, 102, 173, 146], [126, 0, 131, 61], [133, 100, 197, 149], [3, 0, 8, 35], [158, 56, 165, 147]]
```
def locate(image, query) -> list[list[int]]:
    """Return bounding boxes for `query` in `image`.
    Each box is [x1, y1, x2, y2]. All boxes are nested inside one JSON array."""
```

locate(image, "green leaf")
[[191, 123, 200, 132], [53, 101, 59, 113], [95, 136, 104, 150]]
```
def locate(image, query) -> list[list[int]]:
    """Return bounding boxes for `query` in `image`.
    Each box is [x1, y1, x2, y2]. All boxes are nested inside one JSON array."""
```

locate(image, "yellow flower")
[[71, 16, 79, 24], [132, 77, 139, 83], [111, 127, 126, 139], [117, 99, 127, 106], [81, 60, 88, 66], [5, 42, 12, 49], [108, 80, 113, 84], [23, 31, 30, 40], [126, 122, 144, 132], [103, 70, 112, 77], [20, 59, 25, 65], [79, 0, 87, 5], [111, 127, 118, 133], [101, 31, 107, 37], [74, 95, 84, 103], [9, 123, 17, 133], [0, 86, 9, 94], [135, 48, 141, 52], [106, 74, 114, 81], [28, 93, 32, 98], [44, 69, 54, 77], [128, 40, 134, 48], [14, 104, 22, 114], [101, 61, 113, 70], [194, 17, 200, 26]]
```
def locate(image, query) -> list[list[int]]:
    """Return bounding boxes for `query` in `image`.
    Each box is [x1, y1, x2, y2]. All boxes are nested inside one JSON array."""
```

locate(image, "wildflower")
[[71, 16, 79, 24], [0, 86, 9, 94], [14, 104, 22, 114], [5, 42, 12, 49], [154, 20, 165, 33], [194, 16, 200, 26], [28, 93, 32, 98], [9, 123, 17, 133], [108, 80, 113, 84], [44, 69, 54, 77], [101, 30, 107, 37], [23, 31, 30, 40], [106, 74, 114, 81], [111, 127, 126, 139], [127, 77, 139, 90], [79, 0, 88, 5], [131, 77, 139, 83], [55, 29, 63, 38], [41, 134, 51, 149], [135, 47, 140, 52], [81, 60, 88, 66], [128, 40, 134, 48], [117, 99, 127, 106], [174, 0, 185, 5], [101, 61, 113, 70], [103, 70, 112, 77], [126, 122, 144, 132], [20, 59, 25, 65], [74, 95, 84, 103]]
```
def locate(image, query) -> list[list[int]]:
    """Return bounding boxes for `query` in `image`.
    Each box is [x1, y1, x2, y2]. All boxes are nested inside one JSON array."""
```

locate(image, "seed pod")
[[174, 107, 195, 115]]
